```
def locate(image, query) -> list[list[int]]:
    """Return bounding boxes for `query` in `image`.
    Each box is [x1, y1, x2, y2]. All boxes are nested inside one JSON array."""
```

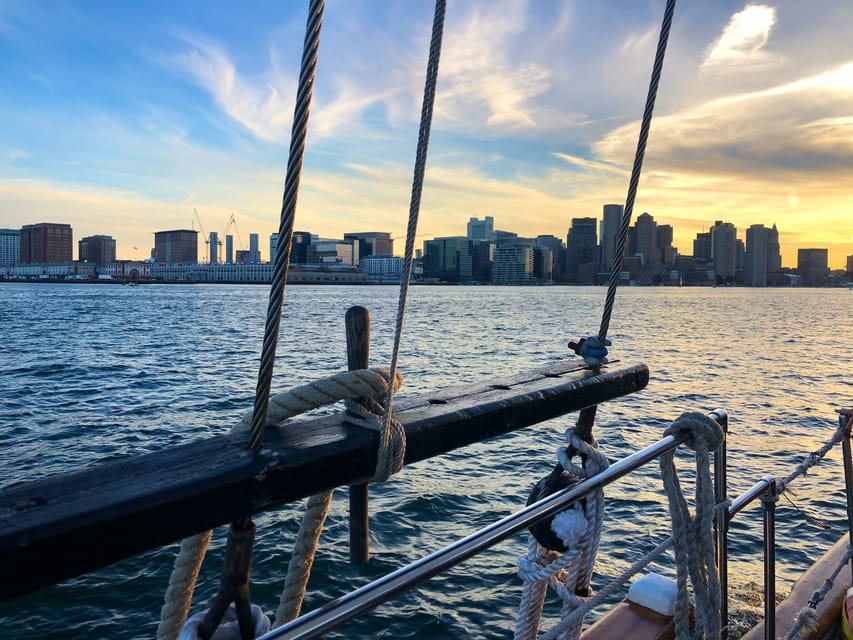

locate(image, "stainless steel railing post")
[[712, 409, 729, 637], [840, 412, 853, 584], [761, 480, 778, 640]]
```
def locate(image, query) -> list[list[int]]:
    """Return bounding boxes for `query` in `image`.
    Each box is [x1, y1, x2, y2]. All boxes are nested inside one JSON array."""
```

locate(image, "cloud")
[[172, 33, 296, 142], [702, 4, 783, 70], [436, 0, 552, 131], [551, 152, 629, 177]]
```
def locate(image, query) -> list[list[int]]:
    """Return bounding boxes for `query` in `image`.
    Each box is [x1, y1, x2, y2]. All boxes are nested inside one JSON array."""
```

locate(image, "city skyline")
[[1, 2, 852, 268]]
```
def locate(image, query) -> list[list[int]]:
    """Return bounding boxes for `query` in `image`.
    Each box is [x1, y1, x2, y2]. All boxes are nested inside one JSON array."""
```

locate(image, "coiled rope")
[[515, 433, 609, 640], [659, 412, 724, 640], [157, 368, 401, 639]]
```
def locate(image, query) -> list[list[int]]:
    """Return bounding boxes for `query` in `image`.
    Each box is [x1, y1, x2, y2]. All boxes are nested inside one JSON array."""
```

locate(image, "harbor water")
[[1, 283, 851, 639]]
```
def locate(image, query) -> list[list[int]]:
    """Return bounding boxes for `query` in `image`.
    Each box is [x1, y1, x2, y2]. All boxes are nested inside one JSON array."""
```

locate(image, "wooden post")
[[346, 306, 370, 564]]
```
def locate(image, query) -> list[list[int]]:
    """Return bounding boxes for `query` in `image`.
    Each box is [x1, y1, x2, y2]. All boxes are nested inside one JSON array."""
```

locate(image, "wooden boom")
[[0, 361, 648, 601]]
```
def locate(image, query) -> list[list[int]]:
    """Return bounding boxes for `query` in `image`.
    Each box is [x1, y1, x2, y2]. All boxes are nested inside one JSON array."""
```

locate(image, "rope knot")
[[664, 411, 724, 452]]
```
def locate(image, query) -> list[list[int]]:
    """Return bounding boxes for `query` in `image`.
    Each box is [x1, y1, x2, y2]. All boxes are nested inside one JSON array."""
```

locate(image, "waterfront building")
[[565, 217, 597, 281], [102, 261, 152, 279], [153, 229, 198, 264], [78, 235, 116, 266], [532, 247, 553, 281], [344, 232, 393, 260], [360, 255, 404, 283], [847, 255, 853, 274], [0, 228, 21, 267], [423, 236, 467, 282], [249, 233, 260, 263], [600, 204, 622, 271], [150, 263, 367, 284], [634, 212, 659, 265], [470, 241, 493, 282], [797, 248, 829, 286], [309, 240, 354, 266], [21, 223, 73, 264], [225, 235, 234, 264], [467, 216, 495, 241], [710, 220, 737, 282], [292, 231, 312, 264], [491, 244, 533, 284], [745, 224, 769, 287]]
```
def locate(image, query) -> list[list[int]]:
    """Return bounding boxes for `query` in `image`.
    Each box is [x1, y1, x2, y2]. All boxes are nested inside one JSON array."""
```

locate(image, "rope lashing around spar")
[[514, 432, 610, 640], [159, 367, 403, 640], [659, 412, 724, 640], [568, 336, 611, 368]]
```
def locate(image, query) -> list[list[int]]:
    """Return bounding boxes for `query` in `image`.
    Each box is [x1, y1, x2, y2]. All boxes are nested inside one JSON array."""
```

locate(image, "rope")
[[160, 367, 400, 639], [659, 412, 724, 640], [783, 544, 853, 640], [158, 531, 213, 640], [376, 0, 446, 483], [514, 432, 609, 640], [778, 418, 849, 494], [249, 0, 325, 452]]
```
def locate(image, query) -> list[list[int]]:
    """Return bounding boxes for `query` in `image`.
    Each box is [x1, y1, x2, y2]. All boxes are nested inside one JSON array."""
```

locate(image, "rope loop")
[[664, 411, 724, 453]]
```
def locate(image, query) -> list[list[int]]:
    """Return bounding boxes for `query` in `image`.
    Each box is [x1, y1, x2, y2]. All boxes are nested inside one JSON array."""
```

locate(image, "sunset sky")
[[1, 1, 851, 268]]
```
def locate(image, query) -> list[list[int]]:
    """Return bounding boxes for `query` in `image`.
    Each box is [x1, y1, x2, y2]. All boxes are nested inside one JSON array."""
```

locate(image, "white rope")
[[659, 412, 724, 640], [514, 432, 609, 640], [158, 367, 402, 639], [157, 531, 213, 640]]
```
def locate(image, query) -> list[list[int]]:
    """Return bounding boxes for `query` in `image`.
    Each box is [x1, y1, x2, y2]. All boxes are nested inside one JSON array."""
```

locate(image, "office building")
[[0, 228, 21, 267], [208, 231, 219, 264], [847, 255, 853, 274], [710, 220, 737, 281], [767, 224, 782, 272], [634, 212, 659, 265], [565, 217, 597, 280], [424, 236, 468, 282], [344, 232, 393, 260], [225, 235, 234, 264], [745, 224, 769, 287], [292, 232, 312, 264], [249, 233, 260, 263], [153, 229, 198, 264], [492, 244, 533, 284], [270, 233, 279, 265], [600, 204, 622, 271], [78, 235, 116, 265], [309, 240, 354, 266], [798, 248, 829, 286], [21, 223, 73, 264], [693, 232, 711, 262], [467, 216, 495, 241]]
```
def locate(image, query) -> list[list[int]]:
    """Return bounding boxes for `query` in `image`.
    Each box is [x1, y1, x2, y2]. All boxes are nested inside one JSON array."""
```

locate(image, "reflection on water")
[[0, 283, 850, 639]]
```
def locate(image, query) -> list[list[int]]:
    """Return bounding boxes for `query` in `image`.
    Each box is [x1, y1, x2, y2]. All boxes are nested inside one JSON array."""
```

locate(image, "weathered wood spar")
[[0, 361, 648, 601]]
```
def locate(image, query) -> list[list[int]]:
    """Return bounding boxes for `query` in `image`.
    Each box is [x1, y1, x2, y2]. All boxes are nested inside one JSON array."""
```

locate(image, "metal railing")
[[258, 408, 853, 640]]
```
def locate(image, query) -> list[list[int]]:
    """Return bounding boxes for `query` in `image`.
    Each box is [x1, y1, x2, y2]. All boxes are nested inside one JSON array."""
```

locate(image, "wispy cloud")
[[702, 4, 783, 70]]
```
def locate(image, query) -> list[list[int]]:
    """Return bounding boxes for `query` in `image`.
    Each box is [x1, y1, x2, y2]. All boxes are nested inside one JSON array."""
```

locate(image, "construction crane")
[[193, 208, 212, 263], [223, 213, 245, 251]]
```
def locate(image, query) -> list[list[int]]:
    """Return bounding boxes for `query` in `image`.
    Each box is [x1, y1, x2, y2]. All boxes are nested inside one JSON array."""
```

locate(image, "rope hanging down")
[[376, 0, 446, 483], [659, 412, 724, 640], [516, 3, 679, 637], [572, 0, 677, 443]]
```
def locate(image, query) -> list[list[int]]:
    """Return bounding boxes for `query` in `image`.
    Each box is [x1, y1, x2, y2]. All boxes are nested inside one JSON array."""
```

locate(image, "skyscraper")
[[21, 223, 73, 264], [693, 232, 711, 262], [745, 224, 768, 286], [209, 231, 219, 264], [600, 204, 622, 271], [798, 248, 829, 286], [225, 235, 234, 264], [767, 224, 782, 272], [565, 217, 597, 280], [467, 216, 495, 241], [249, 233, 260, 263], [634, 212, 659, 265], [710, 221, 737, 281]]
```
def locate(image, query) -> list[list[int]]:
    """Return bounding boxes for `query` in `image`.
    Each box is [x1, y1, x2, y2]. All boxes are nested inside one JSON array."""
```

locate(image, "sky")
[[0, 1, 851, 269]]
